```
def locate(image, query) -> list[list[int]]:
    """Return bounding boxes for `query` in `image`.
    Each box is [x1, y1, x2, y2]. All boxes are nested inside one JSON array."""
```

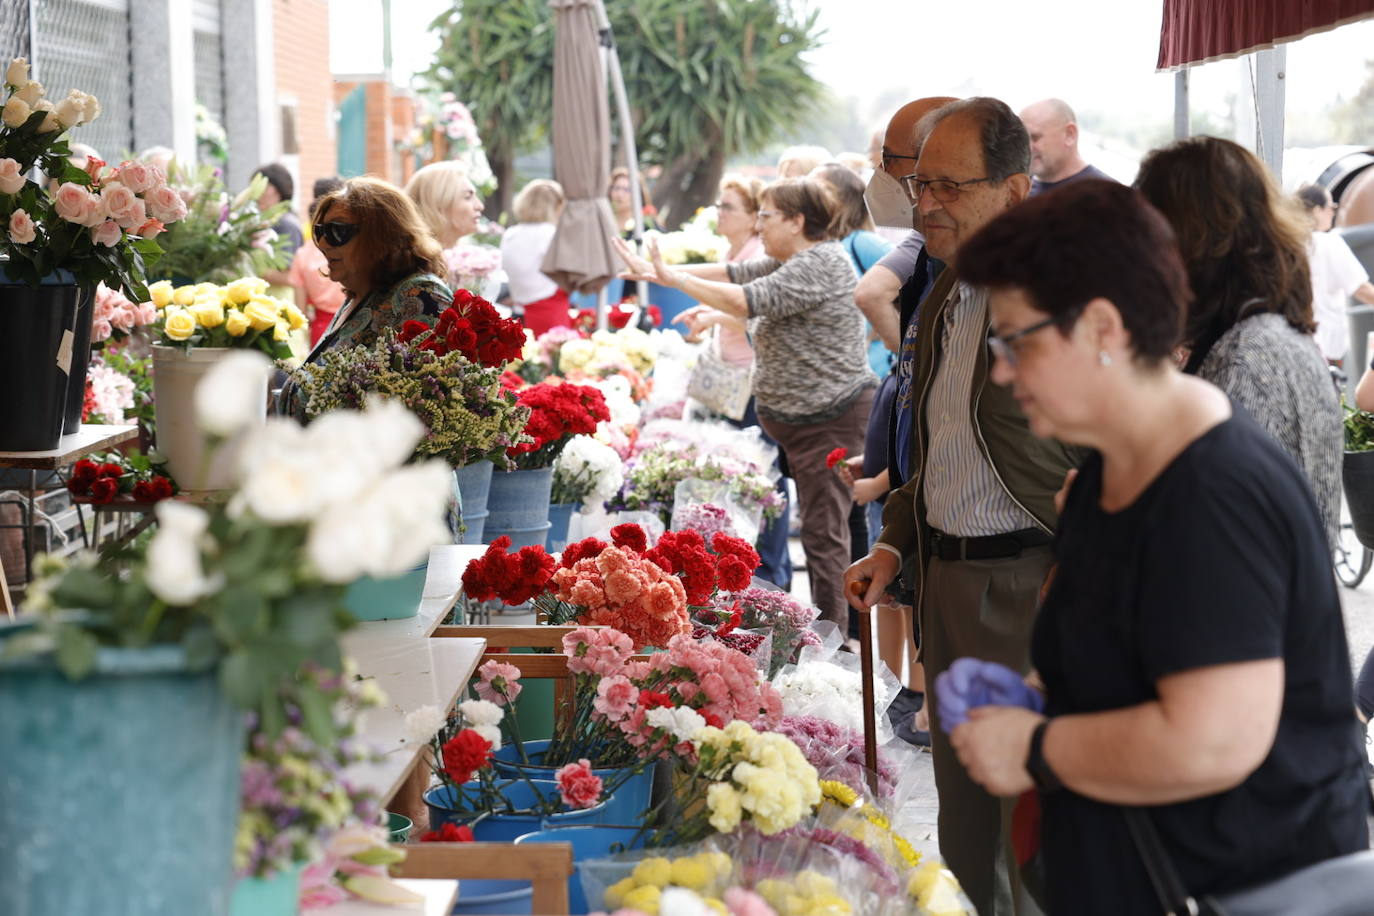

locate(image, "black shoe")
[[887, 688, 930, 747], [895, 714, 931, 748]]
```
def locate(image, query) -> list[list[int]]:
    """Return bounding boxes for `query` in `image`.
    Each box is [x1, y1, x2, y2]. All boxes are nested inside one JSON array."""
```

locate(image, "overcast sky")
[[333, 0, 1374, 149]]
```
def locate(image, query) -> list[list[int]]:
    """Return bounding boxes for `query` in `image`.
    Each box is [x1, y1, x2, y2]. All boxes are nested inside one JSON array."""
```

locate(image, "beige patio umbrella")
[[541, 0, 624, 296]]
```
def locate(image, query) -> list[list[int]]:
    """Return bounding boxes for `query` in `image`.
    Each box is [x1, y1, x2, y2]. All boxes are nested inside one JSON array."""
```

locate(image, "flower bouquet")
[[608, 440, 783, 531], [64, 452, 175, 505], [0, 58, 180, 299], [148, 276, 305, 360], [444, 241, 502, 296], [506, 378, 611, 469], [643, 226, 729, 266], [552, 434, 625, 509], [91, 282, 158, 344], [83, 346, 154, 433], [701, 587, 821, 678], [149, 164, 289, 283]]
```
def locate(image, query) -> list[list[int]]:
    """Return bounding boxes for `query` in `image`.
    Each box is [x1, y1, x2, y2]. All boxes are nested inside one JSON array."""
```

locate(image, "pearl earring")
[[1099, 351, 1112, 367]]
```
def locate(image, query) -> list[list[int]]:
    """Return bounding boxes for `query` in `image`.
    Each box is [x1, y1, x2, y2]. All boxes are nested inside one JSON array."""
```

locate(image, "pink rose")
[[7, 208, 36, 244], [110, 303, 137, 332], [101, 182, 139, 222], [136, 217, 165, 239], [78, 193, 106, 227], [592, 675, 637, 723], [0, 157, 24, 195], [53, 181, 90, 222], [555, 759, 602, 810], [90, 219, 121, 247], [136, 302, 157, 324], [114, 196, 146, 231], [145, 185, 186, 224], [93, 292, 117, 321], [113, 160, 155, 194], [91, 318, 112, 342]]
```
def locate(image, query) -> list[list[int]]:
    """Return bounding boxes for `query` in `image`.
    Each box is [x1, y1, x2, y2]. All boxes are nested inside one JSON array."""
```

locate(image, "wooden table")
[[328, 878, 459, 915], [354, 545, 487, 639], [0, 424, 139, 599], [342, 634, 486, 804]]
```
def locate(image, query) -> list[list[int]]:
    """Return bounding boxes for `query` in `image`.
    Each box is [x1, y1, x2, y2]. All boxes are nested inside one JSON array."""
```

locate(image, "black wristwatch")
[[1025, 719, 1063, 792]]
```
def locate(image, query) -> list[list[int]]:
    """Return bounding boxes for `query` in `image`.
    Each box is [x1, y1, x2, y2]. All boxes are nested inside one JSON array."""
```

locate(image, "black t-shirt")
[[1034, 410, 1368, 915], [1030, 163, 1114, 197]]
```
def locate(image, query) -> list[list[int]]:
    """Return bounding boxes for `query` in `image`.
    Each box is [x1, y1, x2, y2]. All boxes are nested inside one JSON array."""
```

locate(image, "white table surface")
[[342, 635, 486, 803], [354, 544, 488, 638], [0, 423, 138, 470], [327, 878, 458, 915]]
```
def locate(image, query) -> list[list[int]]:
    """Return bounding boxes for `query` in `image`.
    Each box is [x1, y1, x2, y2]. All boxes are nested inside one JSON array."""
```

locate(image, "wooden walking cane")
[[849, 579, 880, 796]]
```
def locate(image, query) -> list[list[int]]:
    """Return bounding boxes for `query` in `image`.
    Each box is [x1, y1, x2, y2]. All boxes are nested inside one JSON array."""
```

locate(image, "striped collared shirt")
[[921, 283, 1038, 537]]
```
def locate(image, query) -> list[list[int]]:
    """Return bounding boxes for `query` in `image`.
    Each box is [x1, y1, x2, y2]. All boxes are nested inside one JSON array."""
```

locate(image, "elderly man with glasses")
[[845, 97, 1082, 916]]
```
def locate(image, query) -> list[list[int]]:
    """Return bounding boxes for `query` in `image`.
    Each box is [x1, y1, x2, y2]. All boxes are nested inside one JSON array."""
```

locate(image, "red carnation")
[[711, 532, 760, 575], [717, 556, 753, 592], [609, 523, 648, 553], [420, 822, 475, 842], [608, 306, 633, 330], [701, 711, 724, 728], [825, 447, 848, 469], [645, 305, 663, 327], [638, 689, 673, 709], [561, 537, 608, 568], [441, 729, 493, 785], [89, 477, 119, 504]]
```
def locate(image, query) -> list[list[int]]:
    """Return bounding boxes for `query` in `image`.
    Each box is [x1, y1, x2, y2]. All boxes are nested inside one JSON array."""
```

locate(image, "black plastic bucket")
[[0, 277, 80, 451], [61, 285, 96, 435]]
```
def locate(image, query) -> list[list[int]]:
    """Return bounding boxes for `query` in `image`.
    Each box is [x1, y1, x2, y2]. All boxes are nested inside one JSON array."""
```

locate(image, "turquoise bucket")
[[514, 825, 646, 914], [546, 502, 581, 553], [423, 779, 606, 843], [343, 560, 427, 621], [491, 739, 654, 825], [0, 638, 243, 916], [229, 861, 305, 916], [455, 460, 494, 544], [647, 283, 697, 326]]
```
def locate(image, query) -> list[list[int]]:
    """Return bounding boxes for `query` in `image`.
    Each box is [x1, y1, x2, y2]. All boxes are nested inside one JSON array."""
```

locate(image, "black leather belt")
[[928, 526, 1051, 561]]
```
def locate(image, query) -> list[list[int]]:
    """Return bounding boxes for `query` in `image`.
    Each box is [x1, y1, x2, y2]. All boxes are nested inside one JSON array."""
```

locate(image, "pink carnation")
[[474, 659, 522, 706], [592, 675, 637, 723], [555, 759, 602, 809]]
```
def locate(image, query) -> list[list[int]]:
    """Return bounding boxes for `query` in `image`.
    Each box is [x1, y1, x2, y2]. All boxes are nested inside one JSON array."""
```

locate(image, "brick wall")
[[273, 0, 336, 218]]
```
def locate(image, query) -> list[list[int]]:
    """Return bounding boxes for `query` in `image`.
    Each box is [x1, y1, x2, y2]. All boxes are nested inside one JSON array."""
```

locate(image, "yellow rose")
[[283, 302, 307, 331], [191, 300, 225, 329], [194, 281, 221, 300], [171, 284, 196, 306], [225, 308, 251, 337], [242, 296, 281, 331], [273, 319, 289, 342], [162, 307, 197, 341], [225, 276, 268, 306], [147, 280, 173, 309]]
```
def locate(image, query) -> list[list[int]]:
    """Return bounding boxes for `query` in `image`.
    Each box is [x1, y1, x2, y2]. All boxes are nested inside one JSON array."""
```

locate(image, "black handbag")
[[1122, 806, 1374, 916]]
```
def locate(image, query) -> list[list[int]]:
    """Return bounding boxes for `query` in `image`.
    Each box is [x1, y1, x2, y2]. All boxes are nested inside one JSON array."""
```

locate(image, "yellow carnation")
[[147, 280, 174, 309], [706, 783, 743, 833], [224, 276, 269, 305], [171, 284, 196, 306], [703, 898, 727, 915], [162, 306, 196, 341], [631, 856, 672, 889], [669, 855, 712, 891], [621, 884, 661, 914], [604, 876, 637, 909], [225, 308, 251, 337], [242, 295, 281, 331]]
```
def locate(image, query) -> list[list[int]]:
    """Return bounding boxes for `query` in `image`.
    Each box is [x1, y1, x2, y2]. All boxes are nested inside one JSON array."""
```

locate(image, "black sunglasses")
[[313, 221, 360, 247]]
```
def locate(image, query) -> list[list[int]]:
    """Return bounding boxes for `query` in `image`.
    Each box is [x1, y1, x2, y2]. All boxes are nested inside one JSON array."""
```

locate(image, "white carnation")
[[458, 699, 504, 727], [473, 724, 502, 750], [403, 704, 446, 741], [645, 706, 706, 743]]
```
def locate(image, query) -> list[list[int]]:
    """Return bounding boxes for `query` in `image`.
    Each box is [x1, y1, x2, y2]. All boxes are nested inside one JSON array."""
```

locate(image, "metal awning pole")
[[596, 0, 645, 330]]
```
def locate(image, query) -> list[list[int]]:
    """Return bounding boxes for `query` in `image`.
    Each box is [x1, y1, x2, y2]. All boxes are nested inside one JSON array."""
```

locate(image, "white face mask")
[[864, 169, 914, 229]]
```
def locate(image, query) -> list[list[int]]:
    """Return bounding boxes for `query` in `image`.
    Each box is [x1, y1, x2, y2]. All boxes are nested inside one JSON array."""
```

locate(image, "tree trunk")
[[487, 143, 516, 223]]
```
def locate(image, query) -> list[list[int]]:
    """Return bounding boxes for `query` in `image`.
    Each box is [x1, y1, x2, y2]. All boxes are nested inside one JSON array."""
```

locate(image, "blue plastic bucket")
[[546, 502, 581, 553], [647, 283, 697, 326], [342, 560, 427, 621], [423, 779, 606, 843], [491, 739, 654, 825], [454, 461, 494, 544], [451, 878, 533, 914], [485, 466, 553, 534], [513, 825, 646, 914], [0, 639, 242, 916]]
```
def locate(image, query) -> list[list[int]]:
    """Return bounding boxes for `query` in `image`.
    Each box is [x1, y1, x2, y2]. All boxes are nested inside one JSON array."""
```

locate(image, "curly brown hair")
[[1134, 137, 1313, 361], [314, 176, 446, 294]]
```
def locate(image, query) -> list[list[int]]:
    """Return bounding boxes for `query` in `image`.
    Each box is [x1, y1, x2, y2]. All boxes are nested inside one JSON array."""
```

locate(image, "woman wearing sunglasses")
[[945, 179, 1368, 915], [277, 177, 452, 419]]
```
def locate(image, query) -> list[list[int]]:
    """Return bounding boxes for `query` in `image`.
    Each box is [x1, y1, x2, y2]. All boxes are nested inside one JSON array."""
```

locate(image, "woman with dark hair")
[[613, 176, 877, 637], [1135, 137, 1341, 544], [946, 179, 1370, 916], [277, 176, 452, 419]]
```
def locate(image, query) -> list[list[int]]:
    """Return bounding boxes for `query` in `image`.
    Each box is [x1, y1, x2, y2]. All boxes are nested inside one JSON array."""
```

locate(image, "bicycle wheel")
[[1333, 523, 1373, 588]]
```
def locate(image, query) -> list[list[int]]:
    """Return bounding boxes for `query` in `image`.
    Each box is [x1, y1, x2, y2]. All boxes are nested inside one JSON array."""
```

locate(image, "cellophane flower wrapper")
[[771, 648, 903, 744], [671, 479, 762, 545], [704, 587, 822, 678], [690, 624, 773, 676], [768, 715, 922, 805]]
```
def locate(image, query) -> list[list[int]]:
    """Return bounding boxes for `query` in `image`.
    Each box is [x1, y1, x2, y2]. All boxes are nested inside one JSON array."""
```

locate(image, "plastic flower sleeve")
[[772, 650, 903, 744], [671, 477, 762, 545]]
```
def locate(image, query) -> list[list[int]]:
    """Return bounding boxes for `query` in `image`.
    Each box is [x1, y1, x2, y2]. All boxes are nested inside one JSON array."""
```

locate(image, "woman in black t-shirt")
[[945, 181, 1369, 914]]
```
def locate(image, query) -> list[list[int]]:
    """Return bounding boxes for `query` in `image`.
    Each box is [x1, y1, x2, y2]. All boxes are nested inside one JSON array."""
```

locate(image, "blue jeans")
[[728, 397, 792, 592]]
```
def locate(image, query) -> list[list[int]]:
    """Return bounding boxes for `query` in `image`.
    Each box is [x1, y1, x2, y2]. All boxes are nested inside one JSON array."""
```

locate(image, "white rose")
[[5, 57, 28, 86], [79, 92, 100, 124], [13, 80, 41, 107], [1, 96, 30, 129], [472, 724, 502, 750], [458, 699, 504, 727], [233, 442, 329, 524], [403, 704, 447, 741], [305, 499, 393, 583], [194, 349, 270, 436], [32, 98, 57, 133], [660, 887, 712, 916], [145, 503, 219, 605], [54, 95, 83, 129]]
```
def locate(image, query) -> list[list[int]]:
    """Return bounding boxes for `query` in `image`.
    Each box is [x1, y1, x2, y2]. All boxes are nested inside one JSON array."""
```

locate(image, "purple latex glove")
[[935, 657, 1044, 734]]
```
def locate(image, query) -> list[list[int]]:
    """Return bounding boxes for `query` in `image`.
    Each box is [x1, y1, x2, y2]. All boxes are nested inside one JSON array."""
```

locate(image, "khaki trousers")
[[923, 544, 1052, 916]]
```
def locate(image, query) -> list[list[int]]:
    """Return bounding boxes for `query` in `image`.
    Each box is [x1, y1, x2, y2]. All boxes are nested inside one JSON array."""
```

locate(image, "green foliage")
[[1345, 398, 1374, 452], [150, 167, 289, 284]]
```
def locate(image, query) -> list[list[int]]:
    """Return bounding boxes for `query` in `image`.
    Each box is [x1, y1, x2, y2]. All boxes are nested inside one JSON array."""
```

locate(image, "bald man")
[[1018, 98, 1112, 195]]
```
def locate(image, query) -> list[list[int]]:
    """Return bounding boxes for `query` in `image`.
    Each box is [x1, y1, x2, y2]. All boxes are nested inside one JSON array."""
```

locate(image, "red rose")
[[89, 477, 119, 504], [452, 289, 477, 308], [441, 729, 493, 785], [150, 476, 174, 500], [98, 462, 124, 479], [825, 447, 848, 469], [132, 480, 155, 502], [397, 319, 433, 344], [420, 822, 474, 842], [609, 523, 648, 553], [68, 458, 99, 494]]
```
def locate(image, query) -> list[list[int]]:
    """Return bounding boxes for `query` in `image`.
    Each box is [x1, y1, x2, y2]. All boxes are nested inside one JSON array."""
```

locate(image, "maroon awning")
[[1158, 0, 1374, 70]]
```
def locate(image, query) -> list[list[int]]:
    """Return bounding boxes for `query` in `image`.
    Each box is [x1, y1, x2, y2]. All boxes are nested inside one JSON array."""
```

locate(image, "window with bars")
[[193, 0, 224, 129], [0, 0, 29, 71], [31, 0, 133, 160]]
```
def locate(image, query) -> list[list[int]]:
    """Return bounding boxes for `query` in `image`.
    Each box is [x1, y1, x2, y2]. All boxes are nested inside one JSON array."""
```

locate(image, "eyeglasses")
[[881, 149, 918, 171], [900, 174, 995, 203], [313, 221, 360, 247], [756, 209, 782, 221], [715, 201, 742, 213], [987, 315, 1060, 367]]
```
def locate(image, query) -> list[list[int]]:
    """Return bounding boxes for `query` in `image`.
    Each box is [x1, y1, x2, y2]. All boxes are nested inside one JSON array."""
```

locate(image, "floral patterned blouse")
[[277, 271, 452, 421]]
